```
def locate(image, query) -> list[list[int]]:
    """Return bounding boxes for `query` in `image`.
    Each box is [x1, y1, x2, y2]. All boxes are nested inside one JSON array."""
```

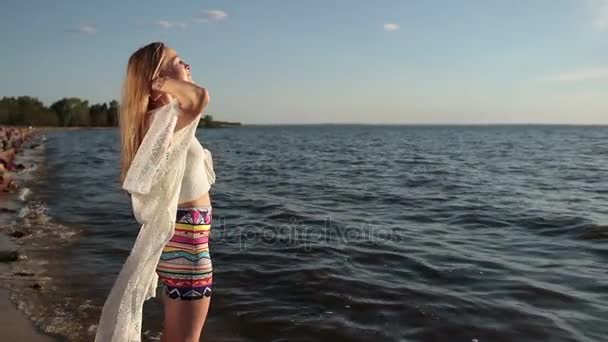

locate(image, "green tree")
[[107, 100, 119, 126], [50, 98, 90, 126], [90, 103, 109, 126], [0, 96, 58, 126], [0, 97, 19, 124]]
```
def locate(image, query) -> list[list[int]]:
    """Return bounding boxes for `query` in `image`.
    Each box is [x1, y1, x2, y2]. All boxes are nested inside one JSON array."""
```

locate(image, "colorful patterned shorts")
[[156, 206, 213, 300]]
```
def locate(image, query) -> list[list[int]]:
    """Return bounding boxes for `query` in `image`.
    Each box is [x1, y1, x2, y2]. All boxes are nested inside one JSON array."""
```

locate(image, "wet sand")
[[0, 233, 58, 341], [0, 271, 57, 341]]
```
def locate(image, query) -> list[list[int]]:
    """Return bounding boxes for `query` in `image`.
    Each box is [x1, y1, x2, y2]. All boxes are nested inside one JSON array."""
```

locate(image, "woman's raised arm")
[[151, 77, 210, 128]]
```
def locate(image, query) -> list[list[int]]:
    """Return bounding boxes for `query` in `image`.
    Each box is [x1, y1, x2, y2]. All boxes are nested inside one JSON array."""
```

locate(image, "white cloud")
[[156, 20, 188, 29], [79, 25, 97, 34], [67, 25, 97, 34], [540, 68, 608, 82], [589, 0, 608, 30], [383, 23, 400, 32], [194, 9, 228, 23], [157, 20, 172, 29]]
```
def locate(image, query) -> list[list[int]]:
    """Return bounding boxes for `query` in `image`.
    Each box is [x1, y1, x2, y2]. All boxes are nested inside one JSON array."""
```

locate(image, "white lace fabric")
[[178, 136, 216, 203], [94, 98, 201, 342]]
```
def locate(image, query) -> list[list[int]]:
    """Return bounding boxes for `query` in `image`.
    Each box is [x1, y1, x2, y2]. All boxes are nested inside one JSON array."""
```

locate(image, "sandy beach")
[[0, 267, 57, 341]]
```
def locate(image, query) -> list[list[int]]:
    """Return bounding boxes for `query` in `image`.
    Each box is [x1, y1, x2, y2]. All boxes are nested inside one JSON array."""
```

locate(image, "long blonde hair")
[[119, 42, 167, 185]]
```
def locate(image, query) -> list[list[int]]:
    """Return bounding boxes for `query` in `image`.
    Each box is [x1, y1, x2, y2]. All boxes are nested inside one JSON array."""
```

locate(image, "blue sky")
[[1, 0, 607, 124]]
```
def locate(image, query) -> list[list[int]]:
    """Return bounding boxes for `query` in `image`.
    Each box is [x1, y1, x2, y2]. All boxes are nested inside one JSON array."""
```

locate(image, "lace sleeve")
[[121, 98, 181, 196], [122, 99, 203, 225]]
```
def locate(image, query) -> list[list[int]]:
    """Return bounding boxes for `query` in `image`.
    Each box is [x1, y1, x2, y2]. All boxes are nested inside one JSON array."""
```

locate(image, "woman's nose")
[[184, 63, 191, 70]]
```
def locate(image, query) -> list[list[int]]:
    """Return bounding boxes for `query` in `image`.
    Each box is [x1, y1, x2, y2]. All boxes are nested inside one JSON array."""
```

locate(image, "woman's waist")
[[178, 190, 211, 208]]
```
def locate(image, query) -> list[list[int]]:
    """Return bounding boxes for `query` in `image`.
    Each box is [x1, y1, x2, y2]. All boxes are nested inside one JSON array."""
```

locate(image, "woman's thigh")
[[162, 293, 211, 338]]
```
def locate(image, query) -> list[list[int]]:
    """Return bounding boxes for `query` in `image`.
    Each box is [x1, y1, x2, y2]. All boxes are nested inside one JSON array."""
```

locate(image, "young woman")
[[95, 42, 216, 342]]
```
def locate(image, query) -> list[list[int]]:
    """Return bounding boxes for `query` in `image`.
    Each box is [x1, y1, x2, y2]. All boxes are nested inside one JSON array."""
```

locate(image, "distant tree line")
[[0, 96, 239, 127], [0, 96, 117, 127]]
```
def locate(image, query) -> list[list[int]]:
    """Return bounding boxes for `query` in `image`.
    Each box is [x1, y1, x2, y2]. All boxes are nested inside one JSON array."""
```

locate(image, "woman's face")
[[160, 47, 192, 82]]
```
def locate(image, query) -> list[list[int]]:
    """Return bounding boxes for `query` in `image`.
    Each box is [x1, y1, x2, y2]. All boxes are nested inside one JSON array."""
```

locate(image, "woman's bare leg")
[[161, 293, 211, 342]]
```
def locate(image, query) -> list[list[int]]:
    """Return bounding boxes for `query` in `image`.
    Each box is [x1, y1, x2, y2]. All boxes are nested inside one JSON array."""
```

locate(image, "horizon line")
[[239, 122, 608, 126]]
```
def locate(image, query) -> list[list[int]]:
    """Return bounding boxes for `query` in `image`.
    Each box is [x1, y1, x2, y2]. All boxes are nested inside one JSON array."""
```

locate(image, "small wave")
[[6, 200, 81, 244], [3, 202, 84, 341], [143, 330, 162, 340], [21, 164, 39, 173], [17, 201, 51, 225], [513, 214, 592, 237], [577, 224, 608, 240], [17, 187, 31, 201], [447, 212, 511, 228]]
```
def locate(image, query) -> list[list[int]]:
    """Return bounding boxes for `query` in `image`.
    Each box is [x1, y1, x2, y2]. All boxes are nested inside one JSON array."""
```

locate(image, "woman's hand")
[[150, 90, 173, 107], [150, 76, 173, 106]]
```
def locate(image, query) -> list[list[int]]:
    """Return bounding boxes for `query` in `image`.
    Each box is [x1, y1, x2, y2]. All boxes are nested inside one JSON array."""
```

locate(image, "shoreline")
[[0, 127, 60, 341], [0, 267, 57, 341]]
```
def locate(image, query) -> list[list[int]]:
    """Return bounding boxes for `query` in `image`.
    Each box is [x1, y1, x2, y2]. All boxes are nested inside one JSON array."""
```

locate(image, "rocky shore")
[[0, 125, 58, 341]]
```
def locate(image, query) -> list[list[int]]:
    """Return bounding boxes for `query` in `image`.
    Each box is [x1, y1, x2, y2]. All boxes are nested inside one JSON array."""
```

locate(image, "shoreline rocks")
[[0, 126, 43, 193]]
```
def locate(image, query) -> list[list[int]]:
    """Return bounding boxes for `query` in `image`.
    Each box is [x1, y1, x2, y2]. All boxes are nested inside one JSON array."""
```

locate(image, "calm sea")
[[3, 125, 608, 341]]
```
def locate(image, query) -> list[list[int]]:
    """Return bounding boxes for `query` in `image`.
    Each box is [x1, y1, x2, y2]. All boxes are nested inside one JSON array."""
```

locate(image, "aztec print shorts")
[[156, 206, 213, 300]]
